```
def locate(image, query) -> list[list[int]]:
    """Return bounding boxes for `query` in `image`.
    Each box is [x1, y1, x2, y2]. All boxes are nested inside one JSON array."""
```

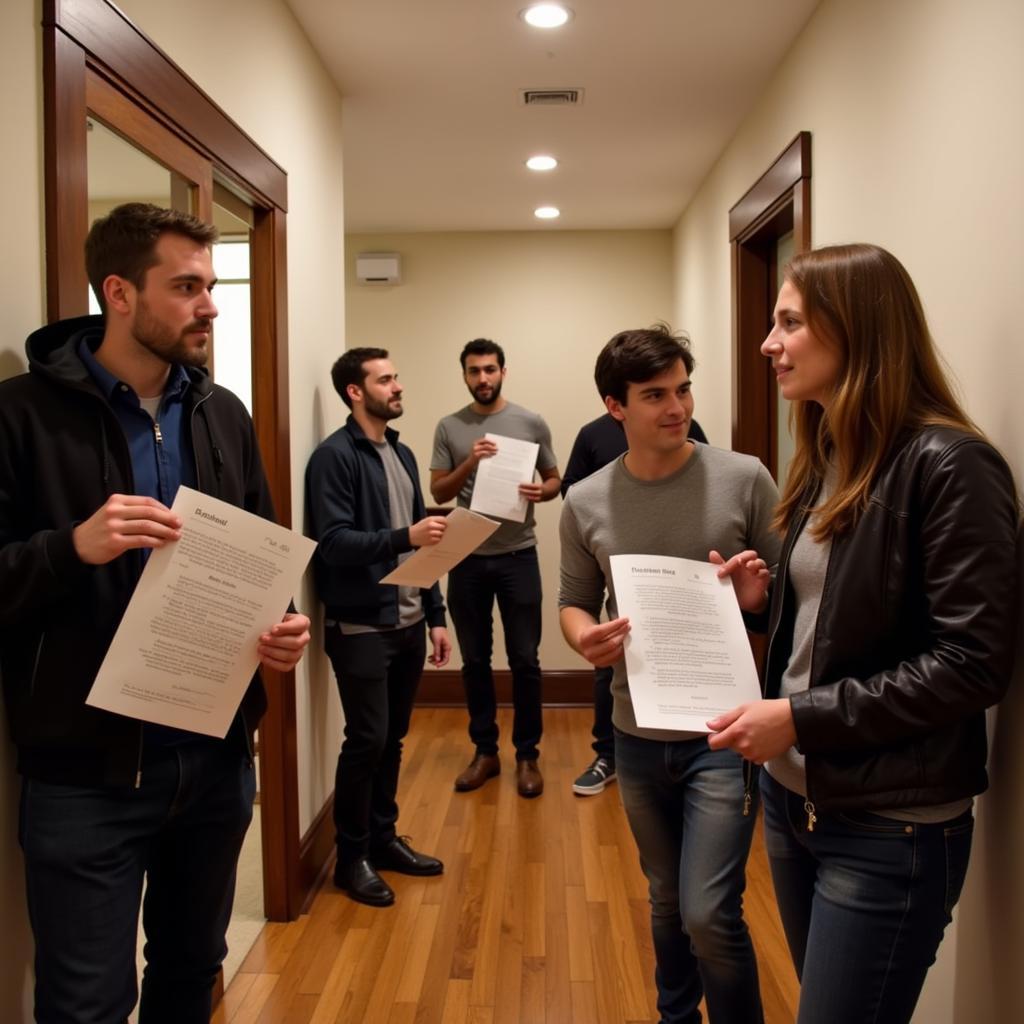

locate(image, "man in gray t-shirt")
[[430, 339, 560, 798], [559, 326, 779, 1024], [307, 348, 453, 909]]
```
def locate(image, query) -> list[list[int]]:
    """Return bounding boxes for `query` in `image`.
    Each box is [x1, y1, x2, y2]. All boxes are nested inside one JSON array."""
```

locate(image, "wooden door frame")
[[728, 132, 811, 474], [43, 0, 305, 920]]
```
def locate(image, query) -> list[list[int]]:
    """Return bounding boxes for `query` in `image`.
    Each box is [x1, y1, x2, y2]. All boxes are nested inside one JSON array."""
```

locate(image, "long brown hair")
[[774, 243, 981, 539]]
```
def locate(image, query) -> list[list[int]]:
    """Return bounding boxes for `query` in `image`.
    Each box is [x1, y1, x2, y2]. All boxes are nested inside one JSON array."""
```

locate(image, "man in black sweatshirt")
[[0, 203, 311, 1023]]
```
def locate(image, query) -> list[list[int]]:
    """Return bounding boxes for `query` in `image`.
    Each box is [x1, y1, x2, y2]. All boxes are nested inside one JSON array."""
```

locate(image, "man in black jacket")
[[0, 204, 311, 1023], [306, 348, 451, 907], [560, 409, 708, 796]]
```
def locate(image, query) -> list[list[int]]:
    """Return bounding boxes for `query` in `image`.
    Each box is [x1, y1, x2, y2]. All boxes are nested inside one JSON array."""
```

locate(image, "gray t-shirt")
[[340, 439, 423, 635], [559, 444, 781, 742], [431, 401, 557, 555]]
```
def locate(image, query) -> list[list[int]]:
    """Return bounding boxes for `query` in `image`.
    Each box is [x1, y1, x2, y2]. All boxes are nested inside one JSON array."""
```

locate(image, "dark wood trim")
[[729, 132, 812, 470], [250, 206, 292, 528], [729, 132, 811, 242], [43, 25, 88, 321], [298, 797, 336, 914], [45, 0, 287, 210], [416, 669, 593, 707], [258, 667, 301, 920]]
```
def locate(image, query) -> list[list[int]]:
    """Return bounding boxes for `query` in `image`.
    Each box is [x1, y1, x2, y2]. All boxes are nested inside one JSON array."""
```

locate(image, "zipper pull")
[[804, 800, 817, 832], [743, 791, 752, 817], [153, 420, 164, 444]]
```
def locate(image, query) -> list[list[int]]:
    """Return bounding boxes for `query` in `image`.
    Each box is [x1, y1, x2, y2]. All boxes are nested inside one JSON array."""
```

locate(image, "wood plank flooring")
[[215, 708, 799, 1024]]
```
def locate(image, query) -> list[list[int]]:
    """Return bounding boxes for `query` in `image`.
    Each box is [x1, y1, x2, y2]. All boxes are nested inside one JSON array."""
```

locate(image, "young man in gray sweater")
[[559, 326, 780, 1024]]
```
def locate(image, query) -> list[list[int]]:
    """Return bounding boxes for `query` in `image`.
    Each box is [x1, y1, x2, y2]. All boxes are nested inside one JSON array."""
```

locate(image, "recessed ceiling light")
[[534, 206, 560, 220], [521, 5, 573, 29], [526, 155, 558, 172]]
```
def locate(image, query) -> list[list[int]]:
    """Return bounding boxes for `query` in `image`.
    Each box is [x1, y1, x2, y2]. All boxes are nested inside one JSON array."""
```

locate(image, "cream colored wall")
[[671, 0, 1024, 1020], [113, 0, 347, 837], [0, 2, 45, 1018], [346, 230, 675, 674]]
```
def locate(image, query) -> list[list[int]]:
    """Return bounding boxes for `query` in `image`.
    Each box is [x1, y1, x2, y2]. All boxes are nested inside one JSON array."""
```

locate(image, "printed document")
[[469, 433, 539, 523], [87, 486, 316, 737], [610, 554, 761, 731], [379, 507, 499, 588]]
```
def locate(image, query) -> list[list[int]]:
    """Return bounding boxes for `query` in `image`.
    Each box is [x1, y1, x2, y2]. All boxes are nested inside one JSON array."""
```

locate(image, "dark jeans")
[[760, 770, 973, 1024], [326, 620, 426, 862], [591, 665, 615, 761], [447, 547, 543, 761], [19, 739, 255, 1024], [615, 730, 762, 1024]]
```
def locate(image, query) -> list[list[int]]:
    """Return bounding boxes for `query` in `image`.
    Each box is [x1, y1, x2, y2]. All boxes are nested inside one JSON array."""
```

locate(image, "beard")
[[132, 298, 211, 368], [471, 379, 502, 406], [364, 392, 404, 421]]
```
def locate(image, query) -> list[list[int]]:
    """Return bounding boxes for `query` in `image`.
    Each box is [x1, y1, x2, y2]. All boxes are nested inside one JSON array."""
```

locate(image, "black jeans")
[[326, 620, 426, 862], [447, 546, 543, 761], [19, 739, 255, 1024], [591, 665, 615, 761]]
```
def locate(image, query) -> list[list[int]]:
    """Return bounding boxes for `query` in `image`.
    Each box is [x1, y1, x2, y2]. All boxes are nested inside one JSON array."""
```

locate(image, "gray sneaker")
[[573, 757, 616, 796]]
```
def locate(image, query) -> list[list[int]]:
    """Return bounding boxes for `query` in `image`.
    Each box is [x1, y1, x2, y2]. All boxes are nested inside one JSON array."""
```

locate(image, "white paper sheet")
[[86, 486, 316, 737], [468, 432, 539, 523], [379, 507, 500, 588], [610, 554, 761, 732]]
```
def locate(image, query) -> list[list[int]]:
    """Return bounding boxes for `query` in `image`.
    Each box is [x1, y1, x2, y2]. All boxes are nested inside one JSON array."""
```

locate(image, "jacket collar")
[[344, 413, 400, 449]]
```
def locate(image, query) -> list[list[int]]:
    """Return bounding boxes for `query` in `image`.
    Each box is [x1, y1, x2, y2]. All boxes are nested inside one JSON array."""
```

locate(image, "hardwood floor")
[[215, 707, 799, 1024]]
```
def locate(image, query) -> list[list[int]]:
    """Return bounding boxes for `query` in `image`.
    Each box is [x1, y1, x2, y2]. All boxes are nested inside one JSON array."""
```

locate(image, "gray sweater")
[[559, 444, 781, 742]]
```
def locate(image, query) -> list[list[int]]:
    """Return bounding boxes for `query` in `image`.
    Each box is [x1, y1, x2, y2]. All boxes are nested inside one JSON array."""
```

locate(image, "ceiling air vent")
[[520, 88, 584, 106]]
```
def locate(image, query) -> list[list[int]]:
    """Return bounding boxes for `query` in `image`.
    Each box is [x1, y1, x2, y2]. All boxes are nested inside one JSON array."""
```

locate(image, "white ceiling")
[[285, 0, 821, 233]]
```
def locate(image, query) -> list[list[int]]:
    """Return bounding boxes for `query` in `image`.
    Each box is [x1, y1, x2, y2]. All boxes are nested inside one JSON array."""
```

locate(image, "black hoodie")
[[0, 315, 274, 785]]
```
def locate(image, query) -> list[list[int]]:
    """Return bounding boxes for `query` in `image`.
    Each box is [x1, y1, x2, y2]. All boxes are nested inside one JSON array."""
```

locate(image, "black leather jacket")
[[764, 427, 1019, 811]]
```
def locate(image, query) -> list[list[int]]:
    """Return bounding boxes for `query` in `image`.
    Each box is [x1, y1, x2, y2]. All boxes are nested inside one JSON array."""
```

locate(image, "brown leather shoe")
[[516, 759, 543, 798], [454, 753, 501, 792]]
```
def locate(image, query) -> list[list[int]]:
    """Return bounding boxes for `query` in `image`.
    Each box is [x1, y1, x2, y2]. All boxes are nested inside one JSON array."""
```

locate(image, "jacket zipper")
[[28, 632, 46, 697], [763, 493, 822, 829], [135, 723, 144, 789], [190, 391, 213, 492]]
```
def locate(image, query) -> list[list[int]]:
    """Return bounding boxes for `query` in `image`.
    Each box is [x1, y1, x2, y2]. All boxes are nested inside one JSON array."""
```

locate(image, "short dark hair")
[[85, 203, 218, 314], [594, 324, 695, 404], [460, 338, 505, 371], [331, 347, 390, 408]]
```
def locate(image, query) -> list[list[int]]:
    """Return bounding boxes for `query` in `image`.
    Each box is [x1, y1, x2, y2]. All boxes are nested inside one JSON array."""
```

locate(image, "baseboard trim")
[[416, 669, 592, 706], [298, 796, 336, 913]]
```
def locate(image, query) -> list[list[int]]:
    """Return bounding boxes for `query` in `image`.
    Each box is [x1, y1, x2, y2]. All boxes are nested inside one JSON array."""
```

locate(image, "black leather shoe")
[[371, 836, 444, 876], [333, 856, 395, 906]]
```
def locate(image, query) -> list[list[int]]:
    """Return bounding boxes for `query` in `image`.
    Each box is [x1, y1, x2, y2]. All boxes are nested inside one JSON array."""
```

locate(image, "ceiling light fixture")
[[526, 155, 558, 172], [534, 206, 560, 220], [521, 4, 573, 29]]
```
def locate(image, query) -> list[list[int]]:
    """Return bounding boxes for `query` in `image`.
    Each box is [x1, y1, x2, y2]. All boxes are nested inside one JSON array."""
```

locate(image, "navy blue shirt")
[[79, 334, 201, 747], [78, 335, 196, 509]]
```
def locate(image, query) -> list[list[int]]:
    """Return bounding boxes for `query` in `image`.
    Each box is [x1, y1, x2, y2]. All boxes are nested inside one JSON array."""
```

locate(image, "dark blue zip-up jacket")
[[305, 415, 446, 629]]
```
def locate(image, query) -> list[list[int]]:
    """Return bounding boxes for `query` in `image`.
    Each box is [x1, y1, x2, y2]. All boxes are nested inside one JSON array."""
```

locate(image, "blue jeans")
[[760, 770, 974, 1024], [447, 547, 543, 760], [591, 665, 615, 761], [615, 730, 762, 1024], [326, 621, 426, 862], [19, 739, 255, 1024]]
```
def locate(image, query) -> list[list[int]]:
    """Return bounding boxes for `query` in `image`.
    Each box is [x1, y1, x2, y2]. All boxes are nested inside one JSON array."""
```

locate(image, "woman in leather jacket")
[[706, 244, 1019, 1024]]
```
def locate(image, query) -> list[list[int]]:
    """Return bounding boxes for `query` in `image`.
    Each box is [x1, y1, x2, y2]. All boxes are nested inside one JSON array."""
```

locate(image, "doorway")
[[729, 132, 811, 484]]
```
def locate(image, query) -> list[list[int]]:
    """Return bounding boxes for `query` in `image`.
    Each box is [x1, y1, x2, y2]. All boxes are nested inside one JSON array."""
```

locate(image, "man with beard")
[[430, 339, 560, 797], [0, 203, 312, 1023], [306, 348, 451, 906]]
